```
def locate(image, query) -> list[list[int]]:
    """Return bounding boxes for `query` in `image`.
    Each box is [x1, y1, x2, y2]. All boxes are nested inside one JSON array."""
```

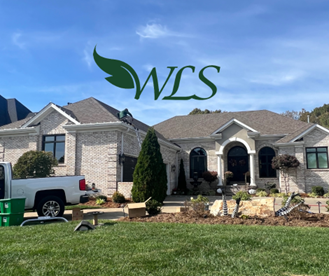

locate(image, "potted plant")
[[224, 171, 233, 185]]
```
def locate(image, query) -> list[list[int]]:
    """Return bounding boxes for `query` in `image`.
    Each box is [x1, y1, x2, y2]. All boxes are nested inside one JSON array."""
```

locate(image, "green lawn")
[[0, 221, 328, 275]]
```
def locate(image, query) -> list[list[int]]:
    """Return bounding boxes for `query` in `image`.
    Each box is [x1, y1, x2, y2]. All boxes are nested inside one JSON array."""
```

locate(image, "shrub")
[[146, 199, 162, 216], [256, 191, 268, 197], [97, 195, 108, 202], [232, 191, 251, 201], [282, 195, 303, 207], [96, 198, 105, 205], [205, 190, 216, 196], [270, 192, 286, 198], [256, 188, 265, 193], [265, 182, 276, 191], [202, 171, 218, 186], [132, 128, 167, 203], [270, 188, 279, 194], [13, 150, 58, 179], [326, 200, 329, 212], [307, 192, 319, 198], [224, 171, 233, 178], [177, 159, 187, 191], [112, 192, 125, 203], [312, 186, 325, 196], [191, 195, 209, 203], [323, 193, 329, 198]]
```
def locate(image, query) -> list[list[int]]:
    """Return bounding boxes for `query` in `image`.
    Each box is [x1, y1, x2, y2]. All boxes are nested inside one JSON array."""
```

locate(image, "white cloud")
[[12, 32, 26, 49], [136, 23, 181, 39], [83, 49, 93, 68]]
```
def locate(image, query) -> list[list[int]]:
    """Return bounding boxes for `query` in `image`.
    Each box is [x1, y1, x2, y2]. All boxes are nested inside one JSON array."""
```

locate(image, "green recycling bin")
[[0, 198, 26, 214], [0, 213, 24, 226]]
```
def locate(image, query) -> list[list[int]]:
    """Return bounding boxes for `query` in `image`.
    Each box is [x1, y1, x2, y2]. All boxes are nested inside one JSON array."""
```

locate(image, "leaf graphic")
[[93, 46, 137, 89]]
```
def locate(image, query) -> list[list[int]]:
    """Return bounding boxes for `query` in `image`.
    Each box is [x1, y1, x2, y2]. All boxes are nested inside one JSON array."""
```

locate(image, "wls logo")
[[93, 46, 220, 100]]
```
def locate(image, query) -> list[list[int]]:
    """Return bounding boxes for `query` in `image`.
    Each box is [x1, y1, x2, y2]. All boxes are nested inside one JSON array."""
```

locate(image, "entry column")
[[216, 152, 223, 186], [249, 152, 256, 186]]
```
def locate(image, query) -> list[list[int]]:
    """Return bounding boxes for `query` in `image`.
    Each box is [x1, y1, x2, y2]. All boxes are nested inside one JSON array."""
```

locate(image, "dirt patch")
[[79, 199, 132, 208], [118, 210, 329, 227]]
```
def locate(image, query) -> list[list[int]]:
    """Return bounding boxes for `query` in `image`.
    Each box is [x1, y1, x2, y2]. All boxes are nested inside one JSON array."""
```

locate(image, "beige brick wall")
[[118, 182, 133, 199], [303, 128, 329, 193], [0, 135, 38, 165], [75, 131, 119, 196]]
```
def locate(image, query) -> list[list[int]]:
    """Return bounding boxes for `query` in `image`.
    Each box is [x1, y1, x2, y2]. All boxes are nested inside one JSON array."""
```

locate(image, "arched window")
[[259, 147, 276, 178], [190, 147, 207, 178]]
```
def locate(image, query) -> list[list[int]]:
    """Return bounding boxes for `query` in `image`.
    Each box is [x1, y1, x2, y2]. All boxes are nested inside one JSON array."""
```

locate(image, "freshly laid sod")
[[0, 221, 328, 275]]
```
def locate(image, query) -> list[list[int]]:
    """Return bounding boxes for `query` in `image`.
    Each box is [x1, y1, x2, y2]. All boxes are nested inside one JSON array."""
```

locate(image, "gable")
[[22, 103, 80, 128]]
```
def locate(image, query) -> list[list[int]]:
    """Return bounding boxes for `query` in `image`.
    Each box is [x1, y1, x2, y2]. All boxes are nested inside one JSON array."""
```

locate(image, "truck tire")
[[37, 196, 65, 217]]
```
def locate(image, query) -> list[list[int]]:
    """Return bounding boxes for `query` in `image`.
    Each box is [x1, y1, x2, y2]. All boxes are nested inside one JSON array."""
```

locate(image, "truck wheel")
[[37, 196, 65, 217]]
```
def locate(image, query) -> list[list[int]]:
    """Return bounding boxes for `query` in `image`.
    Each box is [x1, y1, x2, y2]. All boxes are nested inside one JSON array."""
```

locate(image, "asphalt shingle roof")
[[153, 110, 311, 140], [0, 97, 168, 142]]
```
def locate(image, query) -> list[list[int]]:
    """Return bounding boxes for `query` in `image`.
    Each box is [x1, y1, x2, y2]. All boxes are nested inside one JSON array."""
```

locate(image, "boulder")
[[210, 197, 275, 217]]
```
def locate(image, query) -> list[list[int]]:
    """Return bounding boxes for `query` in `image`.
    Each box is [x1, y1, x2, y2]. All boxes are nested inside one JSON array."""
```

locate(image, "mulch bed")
[[79, 199, 132, 208], [118, 210, 329, 227]]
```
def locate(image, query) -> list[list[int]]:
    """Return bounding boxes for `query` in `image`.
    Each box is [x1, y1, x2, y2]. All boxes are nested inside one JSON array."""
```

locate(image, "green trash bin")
[[0, 213, 24, 226], [0, 198, 26, 214]]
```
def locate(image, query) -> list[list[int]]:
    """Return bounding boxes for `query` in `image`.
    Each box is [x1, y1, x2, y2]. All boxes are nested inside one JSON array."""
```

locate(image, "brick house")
[[1, 97, 329, 195], [154, 110, 329, 193], [0, 98, 179, 197]]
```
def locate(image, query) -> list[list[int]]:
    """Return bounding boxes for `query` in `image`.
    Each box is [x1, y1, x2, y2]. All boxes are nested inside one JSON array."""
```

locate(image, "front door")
[[227, 146, 249, 182]]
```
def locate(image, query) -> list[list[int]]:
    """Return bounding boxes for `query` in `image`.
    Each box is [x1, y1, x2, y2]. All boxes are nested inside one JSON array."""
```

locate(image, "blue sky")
[[1, 0, 329, 126]]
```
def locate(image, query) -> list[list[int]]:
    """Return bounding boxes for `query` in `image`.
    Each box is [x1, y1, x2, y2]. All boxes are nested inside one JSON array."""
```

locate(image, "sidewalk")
[[23, 195, 329, 222]]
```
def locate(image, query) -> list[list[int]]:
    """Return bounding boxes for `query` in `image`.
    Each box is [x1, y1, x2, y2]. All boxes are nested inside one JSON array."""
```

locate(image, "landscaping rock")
[[210, 198, 275, 217]]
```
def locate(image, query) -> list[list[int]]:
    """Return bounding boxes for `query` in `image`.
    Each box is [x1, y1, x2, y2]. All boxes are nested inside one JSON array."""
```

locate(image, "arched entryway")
[[227, 146, 249, 181]]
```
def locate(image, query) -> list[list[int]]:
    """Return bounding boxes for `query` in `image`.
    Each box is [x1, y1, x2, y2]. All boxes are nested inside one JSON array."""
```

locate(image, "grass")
[[0, 221, 328, 275]]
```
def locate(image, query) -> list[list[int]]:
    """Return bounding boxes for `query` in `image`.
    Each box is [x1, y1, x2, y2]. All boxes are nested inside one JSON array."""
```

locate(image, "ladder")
[[133, 126, 142, 148]]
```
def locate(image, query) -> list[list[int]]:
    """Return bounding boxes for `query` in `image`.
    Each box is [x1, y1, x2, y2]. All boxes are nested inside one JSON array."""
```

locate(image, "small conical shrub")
[[177, 159, 187, 191]]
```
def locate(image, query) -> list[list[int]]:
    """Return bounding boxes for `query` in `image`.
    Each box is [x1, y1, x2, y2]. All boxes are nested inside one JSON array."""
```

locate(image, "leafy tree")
[[189, 108, 222, 115], [271, 154, 300, 194], [13, 150, 58, 179], [132, 128, 167, 203], [177, 159, 187, 191], [283, 104, 329, 129]]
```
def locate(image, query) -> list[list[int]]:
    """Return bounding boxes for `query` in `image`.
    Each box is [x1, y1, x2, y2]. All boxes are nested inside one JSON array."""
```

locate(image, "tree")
[[281, 110, 301, 120], [132, 128, 167, 203], [13, 150, 58, 179], [271, 154, 300, 194], [177, 159, 187, 191], [188, 108, 222, 115]]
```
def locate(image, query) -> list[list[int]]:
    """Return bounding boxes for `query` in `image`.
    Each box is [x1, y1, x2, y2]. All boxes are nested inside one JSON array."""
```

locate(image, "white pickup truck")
[[0, 162, 89, 217]]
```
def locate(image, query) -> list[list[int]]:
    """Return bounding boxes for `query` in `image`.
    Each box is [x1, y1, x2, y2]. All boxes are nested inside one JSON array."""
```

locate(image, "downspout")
[[120, 132, 124, 182]]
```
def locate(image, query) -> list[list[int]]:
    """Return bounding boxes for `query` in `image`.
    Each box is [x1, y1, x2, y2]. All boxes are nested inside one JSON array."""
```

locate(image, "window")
[[190, 147, 207, 178], [306, 147, 328, 169], [259, 147, 276, 178], [42, 135, 65, 164], [123, 156, 137, 182]]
